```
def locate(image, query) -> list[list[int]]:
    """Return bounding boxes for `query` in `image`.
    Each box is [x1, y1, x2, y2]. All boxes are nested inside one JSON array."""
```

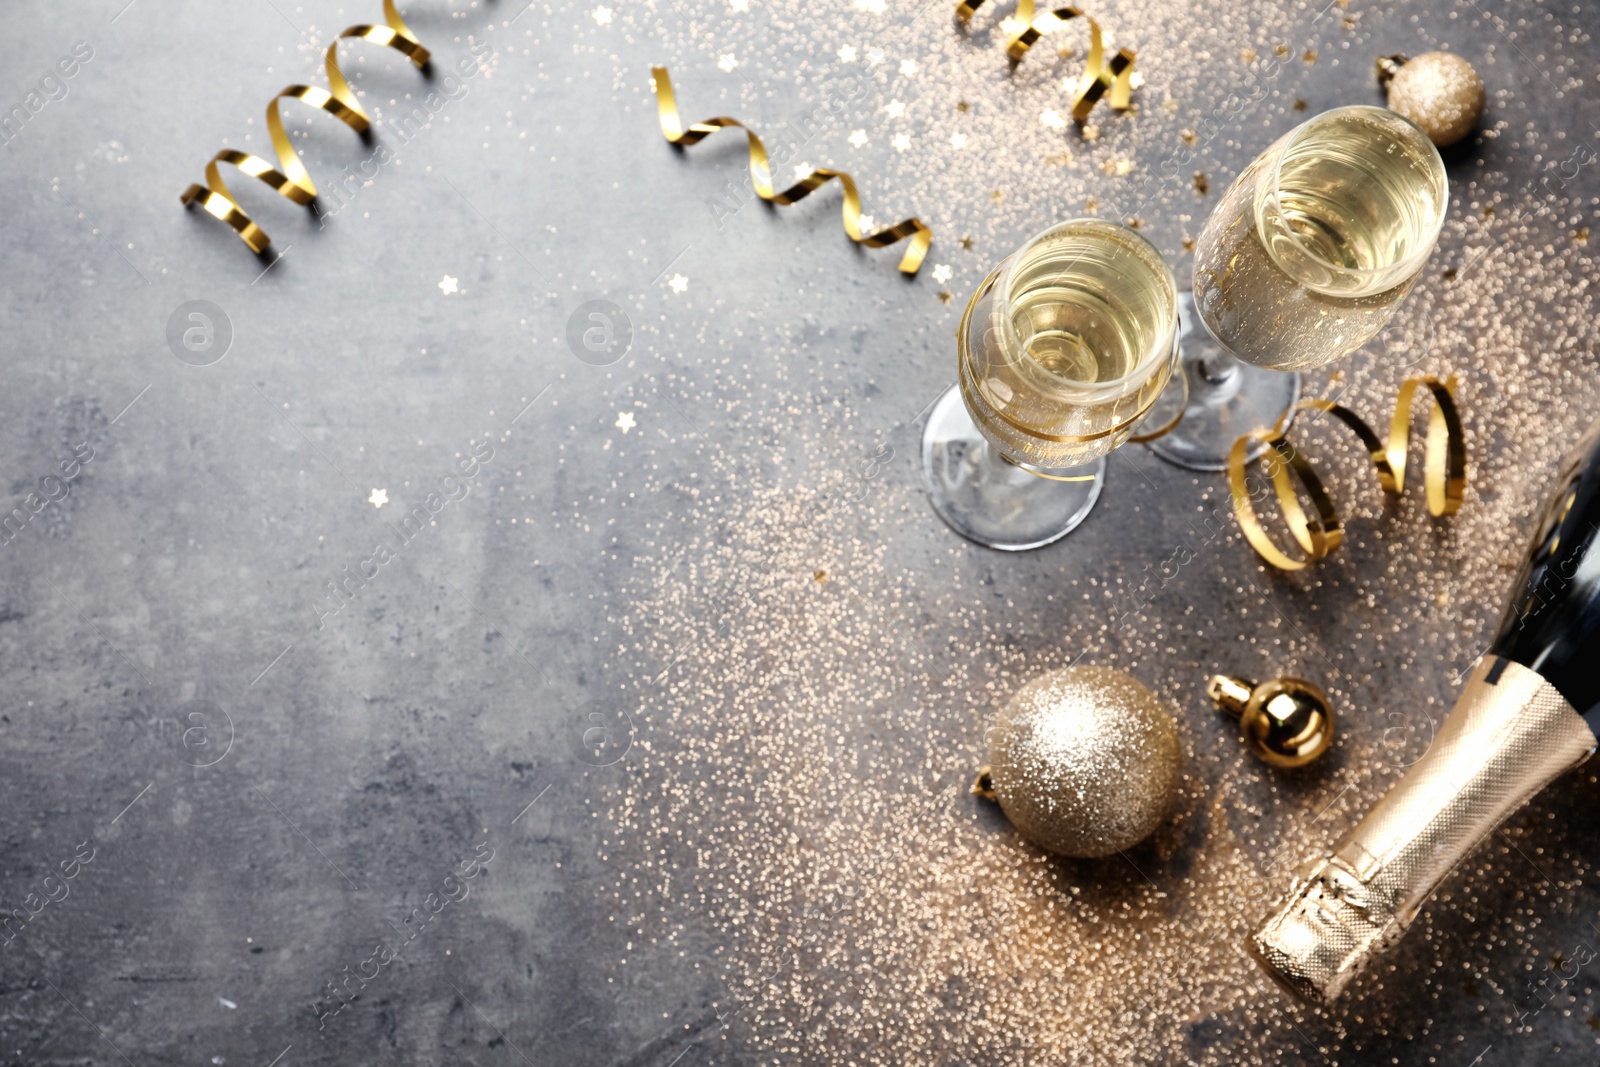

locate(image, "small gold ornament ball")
[[1209, 674, 1334, 769], [1383, 52, 1485, 147], [984, 666, 1181, 858]]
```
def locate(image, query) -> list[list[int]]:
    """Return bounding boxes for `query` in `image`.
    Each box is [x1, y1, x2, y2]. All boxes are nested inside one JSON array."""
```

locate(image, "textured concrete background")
[[1, 0, 1599, 1064]]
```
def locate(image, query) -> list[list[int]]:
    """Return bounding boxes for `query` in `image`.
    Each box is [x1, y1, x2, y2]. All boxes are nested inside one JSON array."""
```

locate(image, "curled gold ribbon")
[[1227, 376, 1466, 571], [956, 0, 1136, 122], [180, 0, 430, 254], [650, 66, 932, 276]]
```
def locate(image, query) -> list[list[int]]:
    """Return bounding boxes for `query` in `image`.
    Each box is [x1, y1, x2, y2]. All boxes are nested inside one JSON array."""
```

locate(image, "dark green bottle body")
[[1490, 421, 1600, 722]]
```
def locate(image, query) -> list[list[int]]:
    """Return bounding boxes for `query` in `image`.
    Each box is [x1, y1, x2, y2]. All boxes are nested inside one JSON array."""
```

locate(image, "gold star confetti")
[[812, 569, 828, 583], [615, 411, 636, 433], [1303, 48, 1318, 62], [1193, 172, 1210, 194], [959, 236, 974, 250], [937, 290, 952, 304], [668, 273, 689, 293], [368, 488, 388, 508], [956, 100, 970, 113], [1240, 47, 1257, 64], [1180, 128, 1197, 145], [1084, 196, 1098, 211], [437, 275, 459, 295], [1577, 227, 1591, 244], [1182, 234, 1196, 251], [989, 188, 1004, 203], [1293, 98, 1308, 111], [1082, 125, 1101, 142]]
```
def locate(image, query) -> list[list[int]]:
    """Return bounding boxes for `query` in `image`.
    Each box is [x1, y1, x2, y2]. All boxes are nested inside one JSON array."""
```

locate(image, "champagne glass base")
[[1146, 291, 1302, 472], [920, 384, 1106, 551]]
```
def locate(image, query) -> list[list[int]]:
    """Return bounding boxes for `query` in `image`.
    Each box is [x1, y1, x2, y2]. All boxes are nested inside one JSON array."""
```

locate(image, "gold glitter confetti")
[[937, 290, 953, 303], [1193, 171, 1209, 194], [956, 1, 1136, 123], [179, 0, 430, 254], [1227, 376, 1467, 570], [650, 66, 932, 275]]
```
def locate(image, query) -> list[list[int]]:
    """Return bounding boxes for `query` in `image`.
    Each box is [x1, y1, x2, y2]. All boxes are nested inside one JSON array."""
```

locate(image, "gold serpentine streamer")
[[180, 0, 430, 254], [956, 0, 1136, 123], [1227, 376, 1467, 571], [650, 66, 932, 276]]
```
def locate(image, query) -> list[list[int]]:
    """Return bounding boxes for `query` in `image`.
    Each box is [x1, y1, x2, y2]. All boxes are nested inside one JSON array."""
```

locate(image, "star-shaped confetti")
[[730, 0, 749, 9], [950, 132, 968, 149], [891, 133, 911, 152], [717, 53, 738, 72], [885, 100, 905, 118], [898, 59, 917, 76], [858, 215, 875, 233], [368, 488, 389, 508], [865, 47, 885, 66], [931, 264, 952, 283], [1040, 109, 1067, 131], [615, 411, 636, 433], [438, 275, 459, 295], [854, 0, 885, 10], [592, 6, 613, 24], [668, 274, 689, 294], [847, 129, 869, 148], [838, 45, 857, 62]]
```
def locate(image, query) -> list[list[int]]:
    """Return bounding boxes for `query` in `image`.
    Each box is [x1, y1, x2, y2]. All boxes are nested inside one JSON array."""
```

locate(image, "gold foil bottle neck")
[[1250, 656, 1596, 1005]]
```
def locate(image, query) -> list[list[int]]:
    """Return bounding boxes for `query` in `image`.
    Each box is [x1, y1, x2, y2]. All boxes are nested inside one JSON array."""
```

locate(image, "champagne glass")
[[1148, 105, 1449, 470], [921, 218, 1179, 551]]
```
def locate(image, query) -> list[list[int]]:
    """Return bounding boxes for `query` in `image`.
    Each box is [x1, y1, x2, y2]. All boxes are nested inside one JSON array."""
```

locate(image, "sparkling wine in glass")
[[921, 218, 1178, 551], [1148, 105, 1448, 471]]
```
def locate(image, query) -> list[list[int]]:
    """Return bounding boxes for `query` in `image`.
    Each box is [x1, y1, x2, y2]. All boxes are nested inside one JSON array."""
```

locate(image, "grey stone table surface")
[[2, 0, 1599, 1064]]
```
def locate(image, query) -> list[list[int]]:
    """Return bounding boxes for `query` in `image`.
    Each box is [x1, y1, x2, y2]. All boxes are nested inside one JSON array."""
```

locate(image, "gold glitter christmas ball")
[[979, 666, 1181, 858], [1379, 52, 1485, 147]]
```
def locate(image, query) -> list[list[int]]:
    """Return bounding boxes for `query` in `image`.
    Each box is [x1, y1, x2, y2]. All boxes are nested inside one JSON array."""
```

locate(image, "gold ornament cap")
[[978, 665, 1181, 858], [1379, 51, 1485, 147], [1208, 674, 1334, 768]]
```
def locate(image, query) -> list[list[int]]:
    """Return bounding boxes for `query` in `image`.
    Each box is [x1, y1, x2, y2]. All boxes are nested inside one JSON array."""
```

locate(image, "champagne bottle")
[[1251, 421, 1600, 1005]]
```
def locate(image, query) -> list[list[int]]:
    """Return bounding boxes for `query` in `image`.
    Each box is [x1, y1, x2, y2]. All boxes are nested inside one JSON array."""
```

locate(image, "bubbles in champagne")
[[1193, 106, 1448, 372]]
